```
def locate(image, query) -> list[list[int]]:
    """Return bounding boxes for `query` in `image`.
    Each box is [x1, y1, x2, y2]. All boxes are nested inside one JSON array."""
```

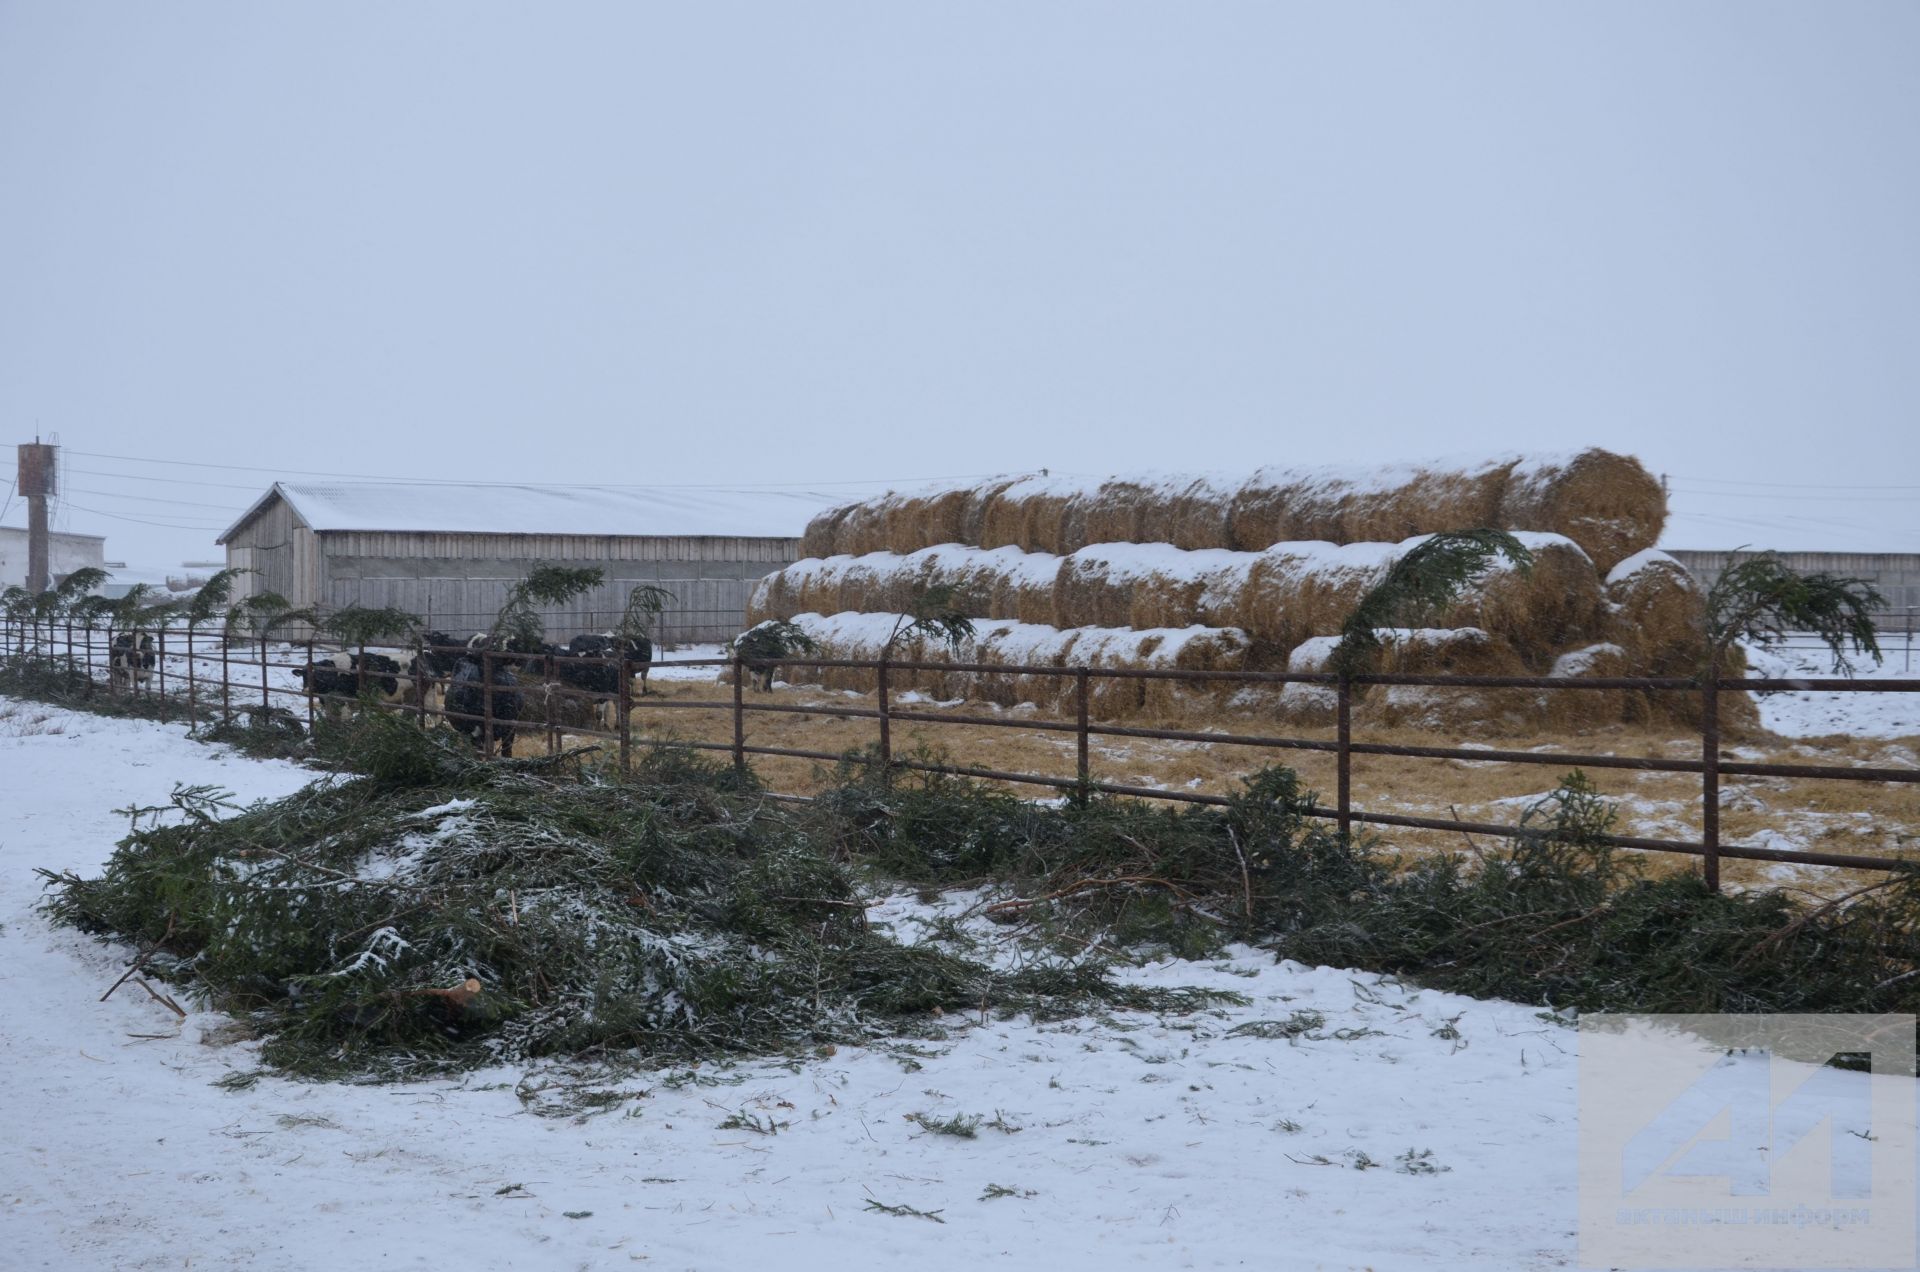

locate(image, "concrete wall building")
[[216, 483, 831, 645], [1665, 551, 1920, 625], [0, 526, 106, 590]]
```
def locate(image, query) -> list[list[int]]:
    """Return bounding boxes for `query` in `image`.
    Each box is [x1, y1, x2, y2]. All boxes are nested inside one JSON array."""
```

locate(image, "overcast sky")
[[2, 2, 1915, 567]]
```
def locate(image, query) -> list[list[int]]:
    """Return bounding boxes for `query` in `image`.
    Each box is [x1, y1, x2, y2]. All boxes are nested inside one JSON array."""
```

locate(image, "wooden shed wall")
[[221, 497, 322, 611], [315, 531, 800, 645]]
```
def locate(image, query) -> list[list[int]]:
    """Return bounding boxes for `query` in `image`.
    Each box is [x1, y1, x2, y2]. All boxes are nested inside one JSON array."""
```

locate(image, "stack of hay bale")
[[753, 449, 1729, 729]]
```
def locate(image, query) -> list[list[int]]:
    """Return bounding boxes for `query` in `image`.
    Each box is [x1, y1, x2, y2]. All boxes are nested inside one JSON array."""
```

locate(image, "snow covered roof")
[[217, 482, 837, 543]]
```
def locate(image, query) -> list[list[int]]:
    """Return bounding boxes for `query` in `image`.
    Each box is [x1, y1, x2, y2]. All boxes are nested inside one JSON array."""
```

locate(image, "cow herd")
[[83, 625, 697, 760], [288, 629, 656, 757]]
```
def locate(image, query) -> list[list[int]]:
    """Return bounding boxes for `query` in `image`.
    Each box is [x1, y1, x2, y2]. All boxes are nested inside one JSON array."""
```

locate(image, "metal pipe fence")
[[3, 617, 1915, 890]]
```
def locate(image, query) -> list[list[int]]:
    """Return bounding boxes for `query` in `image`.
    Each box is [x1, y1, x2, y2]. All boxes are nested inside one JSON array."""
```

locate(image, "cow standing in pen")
[[109, 633, 156, 694], [293, 651, 417, 721], [539, 632, 653, 732], [445, 635, 523, 756], [411, 630, 464, 718]]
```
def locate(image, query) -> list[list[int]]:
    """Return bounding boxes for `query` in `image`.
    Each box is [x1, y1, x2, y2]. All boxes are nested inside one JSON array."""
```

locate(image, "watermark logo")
[[1580, 1014, 1915, 1268]]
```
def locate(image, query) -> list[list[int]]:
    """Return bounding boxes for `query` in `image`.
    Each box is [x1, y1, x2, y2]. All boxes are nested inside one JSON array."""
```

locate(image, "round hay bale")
[[800, 504, 853, 559], [1055, 555, 1135, 629], [1273, 627, 1530, 729], [1604, 549, 1707, 678], [1342, 464, 1509, 546], [909, 488, 976, 552], [1498, 450, 1666, 575], [1163, 478, 1235, 551], [835, 500, 894, 558], [1080, 481, 1157, 546], [1136, 625, 1252, 718], [1226, 470, 1353, 551], [1236, 541, 1399, 658], [1540, 641, 1635, 732], [1445, 534, 1607, 670]]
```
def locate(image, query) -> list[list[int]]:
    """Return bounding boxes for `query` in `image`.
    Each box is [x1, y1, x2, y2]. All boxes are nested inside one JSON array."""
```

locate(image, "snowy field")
[[2, 663, 1913, 1270], [1743, 641, 1920, 740], [0, 699, 1602, 1271]]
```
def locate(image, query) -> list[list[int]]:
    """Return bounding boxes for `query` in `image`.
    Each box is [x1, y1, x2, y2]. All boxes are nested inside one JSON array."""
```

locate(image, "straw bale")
[[1603, 550, 1707, 678], [1540, 642, 1636, 732], [800, 503, 854, 560], [1237, 541, 1399, 659], [1055, 555, 1136, 629], [1277, 627, 1532, 729], [1501, 449, 1666, 574], [1444, 534, 1607, 670], [1080, 481, 1157, 546], [1163, 478, 1235, 551], [978, 476, 1084, 555], [906, 488, 976, 553], [1340, 464, 1510, 547], [788, 613, 1251, 721]]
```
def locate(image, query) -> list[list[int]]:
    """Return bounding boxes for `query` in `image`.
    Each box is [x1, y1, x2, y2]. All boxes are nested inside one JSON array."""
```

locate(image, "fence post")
[[1336, 671, 1353, 840], [617, 654, 632, 780], [482, 647, 495, 757], [259, 634, 271, 716], [1076, 666, 1091, 803], [220, 630, 231, 719], [731, 655, 746, 774], [1702, 670, 1721, 893], [105, 621, 115, 698], [64, 616, 74, 687], [155, 628, 167, 713], [304, 638, 316, 732], [877, 654, 893, 775], [185, 626, 197, 728]]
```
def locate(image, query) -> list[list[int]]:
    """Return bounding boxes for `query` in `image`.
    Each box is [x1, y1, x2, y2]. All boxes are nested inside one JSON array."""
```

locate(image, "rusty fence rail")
[[3, 619, 1916, 890]]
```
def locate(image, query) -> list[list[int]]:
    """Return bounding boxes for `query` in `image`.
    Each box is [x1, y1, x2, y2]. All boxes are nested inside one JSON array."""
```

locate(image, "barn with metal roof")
[[216, 482, 833, 643]]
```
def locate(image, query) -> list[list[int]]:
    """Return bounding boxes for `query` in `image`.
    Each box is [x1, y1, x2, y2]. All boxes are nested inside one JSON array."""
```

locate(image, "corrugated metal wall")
[[1667, 551, 1920, 617]]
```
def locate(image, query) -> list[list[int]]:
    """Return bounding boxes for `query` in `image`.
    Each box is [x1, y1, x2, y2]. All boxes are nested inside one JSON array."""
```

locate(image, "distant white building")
[[0, 526, 106, 590]]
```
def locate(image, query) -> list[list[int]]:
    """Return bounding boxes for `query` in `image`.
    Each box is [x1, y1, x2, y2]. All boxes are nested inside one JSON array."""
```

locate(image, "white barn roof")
[[218, 482, 836, 544]]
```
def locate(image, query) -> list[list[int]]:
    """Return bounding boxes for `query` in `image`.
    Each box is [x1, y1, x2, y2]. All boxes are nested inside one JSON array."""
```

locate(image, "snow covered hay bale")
[[1540, 642, 1636, 731], [1501, 450, 1667, 575], [978, 473, 1086, 555], [1444, 533, 1608, 670], [1237, 541, 1402, 662], [1278, 628, 1534, 729], [789, 613, 1251, 720], [1603, 549, 1707, 676], [1225, 449, 1664, 570]]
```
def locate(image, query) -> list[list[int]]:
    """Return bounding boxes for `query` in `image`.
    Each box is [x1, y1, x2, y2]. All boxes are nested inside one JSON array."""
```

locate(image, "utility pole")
[[18, 440, 57, 593]]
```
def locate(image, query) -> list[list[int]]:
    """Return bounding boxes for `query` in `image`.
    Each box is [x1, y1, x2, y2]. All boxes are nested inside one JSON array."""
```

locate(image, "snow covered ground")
[[1743, 641, 1920, 739], [0, 700, 1601, 1270]]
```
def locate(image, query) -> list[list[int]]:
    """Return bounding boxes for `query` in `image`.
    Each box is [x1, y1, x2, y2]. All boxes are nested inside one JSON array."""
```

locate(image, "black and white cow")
[[109, 633, 156, 694], [541, 633, 653, 731], [445, 637, 522, 756], [411, 631, 465, 717], [293, 651, 415, 721]]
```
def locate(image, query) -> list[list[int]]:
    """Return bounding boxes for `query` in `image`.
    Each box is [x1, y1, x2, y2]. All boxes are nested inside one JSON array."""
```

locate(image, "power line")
[[56, 501, 229, 531], [1672, 475, 1920, 492], [63, 486, 250, 512], [1671, 487, 1920, 504], [65, 466, 268, 491]]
